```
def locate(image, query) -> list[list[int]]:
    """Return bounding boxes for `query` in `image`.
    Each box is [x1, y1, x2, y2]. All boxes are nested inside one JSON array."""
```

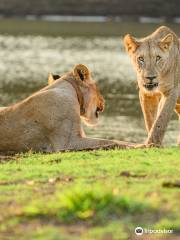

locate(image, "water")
[[0, 23, 179, 145]]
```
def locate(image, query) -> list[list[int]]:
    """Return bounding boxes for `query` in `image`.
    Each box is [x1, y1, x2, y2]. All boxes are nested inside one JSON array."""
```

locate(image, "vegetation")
[[0, 148, 180, 239], [0, 0, 179, 18], [0, 19, 180, 37]]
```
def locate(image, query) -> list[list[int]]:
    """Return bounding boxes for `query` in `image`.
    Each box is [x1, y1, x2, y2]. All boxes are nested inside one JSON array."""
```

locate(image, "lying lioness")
[[0, 64, 133, 153], [124, 26, 180, 147]]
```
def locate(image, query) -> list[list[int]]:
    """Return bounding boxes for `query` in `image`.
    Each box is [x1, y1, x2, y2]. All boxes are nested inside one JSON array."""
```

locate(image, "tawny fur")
[[0, 64, 133, 153], [124, 26, 180, 146]]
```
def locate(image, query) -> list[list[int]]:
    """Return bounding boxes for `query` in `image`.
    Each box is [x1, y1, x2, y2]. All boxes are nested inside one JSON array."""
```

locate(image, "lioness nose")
[[146, 76, 157, 82]]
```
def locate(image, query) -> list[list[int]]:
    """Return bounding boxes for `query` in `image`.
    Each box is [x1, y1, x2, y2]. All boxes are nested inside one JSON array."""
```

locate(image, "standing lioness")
[[0, 64, 132, 153], [124, 26, 180, 146]]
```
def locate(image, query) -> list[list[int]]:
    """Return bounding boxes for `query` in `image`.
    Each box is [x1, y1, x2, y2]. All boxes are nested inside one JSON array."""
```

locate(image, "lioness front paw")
[[134, 143, 161, 148], [145, 142, 161, 148]]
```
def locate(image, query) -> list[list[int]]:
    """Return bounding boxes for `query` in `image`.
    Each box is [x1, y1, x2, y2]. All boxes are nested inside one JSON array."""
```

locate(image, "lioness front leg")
[[146, 91, 179, 146], [67, 137, 135, 151], [48, 120, 135, 152], [175, 102, 180, 146], [139, 91, 160, 133]]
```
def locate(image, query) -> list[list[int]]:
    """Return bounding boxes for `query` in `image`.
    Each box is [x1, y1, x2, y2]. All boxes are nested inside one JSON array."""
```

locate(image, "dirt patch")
[[0, 175, 74, 186], [162, 181, 180, 188], [47, 158, 62, 164], [48, 175, 74, 184], [119, 171, 147, 178]]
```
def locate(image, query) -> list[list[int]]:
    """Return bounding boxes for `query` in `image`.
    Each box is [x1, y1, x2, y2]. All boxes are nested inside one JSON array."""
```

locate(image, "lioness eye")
[[156, 55, 161, 62], [138, 56, 144, 63]]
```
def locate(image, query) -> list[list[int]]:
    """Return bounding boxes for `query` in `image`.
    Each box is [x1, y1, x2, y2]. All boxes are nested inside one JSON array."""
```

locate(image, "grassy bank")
[[0, 148, 180, 240], [0, 19, 180, 37]]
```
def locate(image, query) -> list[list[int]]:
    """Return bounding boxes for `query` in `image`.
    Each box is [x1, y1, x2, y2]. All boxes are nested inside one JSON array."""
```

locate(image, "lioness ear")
[[73, 64, 90, 81], [48, 73, 60, 85], [124, 34, 140, 54], [159, 34, 173, 51]]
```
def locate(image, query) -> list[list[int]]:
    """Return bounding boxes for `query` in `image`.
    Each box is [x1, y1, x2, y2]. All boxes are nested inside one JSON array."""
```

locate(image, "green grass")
[[0, 148, 180, 240]]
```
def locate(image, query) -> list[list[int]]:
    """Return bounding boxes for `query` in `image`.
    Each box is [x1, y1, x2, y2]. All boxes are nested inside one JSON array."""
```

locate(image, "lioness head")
[[73, 64, 105, 126], [48, 65, 104, 125], [124, 26, 179, 93]]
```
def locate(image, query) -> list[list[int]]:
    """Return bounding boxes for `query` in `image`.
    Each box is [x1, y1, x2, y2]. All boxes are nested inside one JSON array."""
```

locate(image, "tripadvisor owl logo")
[[135, 227, 144, 235]]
